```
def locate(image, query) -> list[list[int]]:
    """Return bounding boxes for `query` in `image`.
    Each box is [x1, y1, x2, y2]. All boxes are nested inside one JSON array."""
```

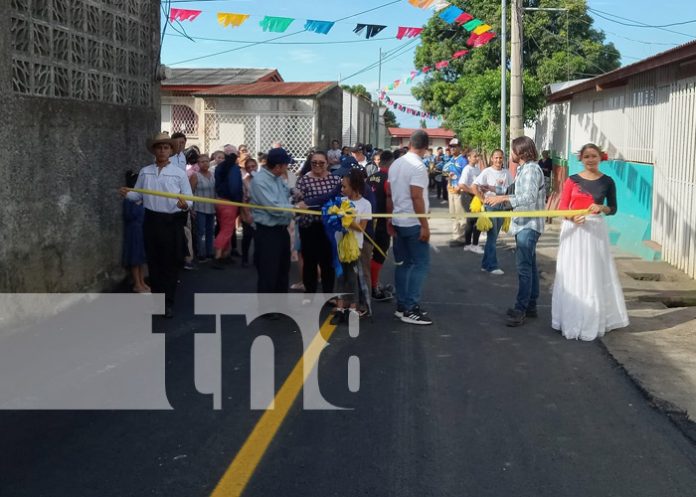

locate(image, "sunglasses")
[[311, 161, 327, 166]]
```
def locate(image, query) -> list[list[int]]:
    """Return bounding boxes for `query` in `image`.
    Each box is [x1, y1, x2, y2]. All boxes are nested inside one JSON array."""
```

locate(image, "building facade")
[[3, 0, 161, 292], [388, 128, 456, 149], [161, 69, 383, 159], [535, 41, 696, 278]]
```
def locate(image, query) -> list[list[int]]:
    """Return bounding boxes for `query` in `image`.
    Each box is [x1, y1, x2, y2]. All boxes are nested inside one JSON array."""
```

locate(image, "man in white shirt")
[[120, 132, 192, 318], [387, 129, 433, 325], [170, 132, 187, 171], [327, 139, 342, 169]]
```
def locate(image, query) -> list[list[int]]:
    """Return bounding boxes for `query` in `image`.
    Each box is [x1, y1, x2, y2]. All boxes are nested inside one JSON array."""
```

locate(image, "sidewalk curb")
[[597, 339, 696, 446]]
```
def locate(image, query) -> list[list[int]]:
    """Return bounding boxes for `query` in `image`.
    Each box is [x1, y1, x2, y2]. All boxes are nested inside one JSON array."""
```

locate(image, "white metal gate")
[[204, 110, 314, 160]]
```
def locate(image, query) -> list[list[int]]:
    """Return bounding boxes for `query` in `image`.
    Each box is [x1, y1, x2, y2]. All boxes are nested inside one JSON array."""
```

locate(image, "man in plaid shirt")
[[485, 136, 546, 327]]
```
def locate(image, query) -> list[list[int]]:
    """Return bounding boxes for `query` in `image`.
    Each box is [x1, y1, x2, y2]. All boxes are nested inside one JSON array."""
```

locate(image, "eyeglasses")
[[311, 161, 327, 166]]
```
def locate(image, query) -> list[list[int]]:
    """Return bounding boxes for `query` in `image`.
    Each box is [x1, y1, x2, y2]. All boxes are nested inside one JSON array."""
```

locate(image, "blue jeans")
[[195, 212, 215, 258], [514, 228, 540, 312], [481, 205, 504, 271], [393, 225, 430, 312]]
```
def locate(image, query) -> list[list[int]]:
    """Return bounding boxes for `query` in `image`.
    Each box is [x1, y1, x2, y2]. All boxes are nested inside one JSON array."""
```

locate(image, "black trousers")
[[460, 193, 481, 246], [371, 219, 391, 265], [143, 209, 186, 307], [254, 224, 291, 293], [299, 222, 335, 293], [242, 221, 255, 263]]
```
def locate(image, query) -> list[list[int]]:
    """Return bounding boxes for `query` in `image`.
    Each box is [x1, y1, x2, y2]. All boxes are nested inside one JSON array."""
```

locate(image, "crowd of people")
[[119, 129, 628, 340]]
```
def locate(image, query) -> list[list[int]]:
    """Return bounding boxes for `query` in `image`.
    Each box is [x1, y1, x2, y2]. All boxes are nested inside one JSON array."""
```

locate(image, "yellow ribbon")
[[127, 188, 589, 220]]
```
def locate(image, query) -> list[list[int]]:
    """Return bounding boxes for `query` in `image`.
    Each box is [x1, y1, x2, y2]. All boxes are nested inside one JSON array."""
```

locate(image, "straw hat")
[[146, 132, 175, 153]]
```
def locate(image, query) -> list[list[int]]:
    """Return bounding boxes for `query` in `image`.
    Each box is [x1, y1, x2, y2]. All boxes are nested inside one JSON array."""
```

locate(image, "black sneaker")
[[506, 309, 526, 327], [372, 288, 393, 302], [411, 305, 429, 316], [400, 309, 433, 325], [506, 307, 537, 318]]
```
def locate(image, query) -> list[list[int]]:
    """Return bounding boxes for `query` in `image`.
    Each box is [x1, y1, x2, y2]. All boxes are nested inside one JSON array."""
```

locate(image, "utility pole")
[[376, 47, 382, 148], [509, 0, 524, 145], [500, 0, 507, 153]]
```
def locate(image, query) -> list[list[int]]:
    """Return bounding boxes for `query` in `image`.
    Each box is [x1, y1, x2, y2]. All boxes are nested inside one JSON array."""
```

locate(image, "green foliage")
[[412, 0, 621, 150], [341, 84, 372, 101], [382, 107, 400, 128]]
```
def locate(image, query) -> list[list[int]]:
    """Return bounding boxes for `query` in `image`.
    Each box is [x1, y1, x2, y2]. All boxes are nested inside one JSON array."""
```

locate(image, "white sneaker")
[[490, 269, 504, 275], [471, 245, 484, 254], [463, 245, 472, 252], [394, 310, 404, 318]]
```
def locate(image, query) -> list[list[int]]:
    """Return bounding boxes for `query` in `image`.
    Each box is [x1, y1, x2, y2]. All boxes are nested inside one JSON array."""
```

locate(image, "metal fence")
[[203, 110, 314, 161]]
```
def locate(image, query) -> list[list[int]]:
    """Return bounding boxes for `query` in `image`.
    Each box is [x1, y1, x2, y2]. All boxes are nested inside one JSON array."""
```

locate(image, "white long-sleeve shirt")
[[126, 162, 193, 213]]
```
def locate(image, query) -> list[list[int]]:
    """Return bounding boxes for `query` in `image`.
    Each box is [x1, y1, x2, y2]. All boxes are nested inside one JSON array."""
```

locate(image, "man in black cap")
[[351, 143, 378, 177], [250, 148, 305, 293]]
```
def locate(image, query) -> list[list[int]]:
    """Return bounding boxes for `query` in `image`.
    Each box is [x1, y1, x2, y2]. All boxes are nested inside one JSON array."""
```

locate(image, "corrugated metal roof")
[[548, 40, 696, 102], [194, 81, 337, 97], [163, 68, 282, 86], [388, 127, 455, 139]]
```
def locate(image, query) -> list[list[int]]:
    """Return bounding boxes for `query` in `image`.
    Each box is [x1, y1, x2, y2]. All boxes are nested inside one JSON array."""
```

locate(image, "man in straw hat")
[[120, 132, 193, 318]]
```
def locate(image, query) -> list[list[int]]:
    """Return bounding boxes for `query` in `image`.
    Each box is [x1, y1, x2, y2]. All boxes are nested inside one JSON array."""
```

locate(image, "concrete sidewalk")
[[498, 221, 696, 436]]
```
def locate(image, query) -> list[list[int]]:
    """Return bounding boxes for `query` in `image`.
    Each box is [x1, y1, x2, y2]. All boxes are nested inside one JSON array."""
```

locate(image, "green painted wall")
[[568, 156, 660, 260]]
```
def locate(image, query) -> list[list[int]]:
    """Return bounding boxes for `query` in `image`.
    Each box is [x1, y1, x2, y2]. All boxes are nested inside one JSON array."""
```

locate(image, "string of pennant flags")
[[379, 91, 442, 120], [382, 49, 468, 92], [167, 0, 496, 43]]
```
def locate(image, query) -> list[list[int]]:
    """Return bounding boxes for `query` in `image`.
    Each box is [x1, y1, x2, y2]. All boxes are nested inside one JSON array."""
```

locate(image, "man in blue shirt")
[[250, 148, 302, 293], [442, 138, 469, 247]]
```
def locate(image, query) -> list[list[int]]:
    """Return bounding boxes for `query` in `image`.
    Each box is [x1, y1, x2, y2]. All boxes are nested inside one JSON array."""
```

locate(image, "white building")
[[534, 41, 696, 278], [161, 68, 383, 159]]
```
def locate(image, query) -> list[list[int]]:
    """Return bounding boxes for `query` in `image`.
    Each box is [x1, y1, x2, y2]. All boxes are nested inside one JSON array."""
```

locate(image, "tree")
[[382, 107, 400, 128], [341, 84, 372, 101], [412, 0, 620, 150]]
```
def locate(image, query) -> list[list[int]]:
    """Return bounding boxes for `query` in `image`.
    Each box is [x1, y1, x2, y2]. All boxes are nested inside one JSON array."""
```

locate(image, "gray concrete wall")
[[1, 1, 161, 293], [316, 86, 343, 150]]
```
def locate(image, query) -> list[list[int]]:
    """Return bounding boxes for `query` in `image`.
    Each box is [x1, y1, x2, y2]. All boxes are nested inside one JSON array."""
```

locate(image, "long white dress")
[[551, 216, 630, 340]]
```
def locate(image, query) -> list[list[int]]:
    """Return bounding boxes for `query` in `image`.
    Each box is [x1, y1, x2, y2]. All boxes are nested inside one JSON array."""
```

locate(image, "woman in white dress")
[[552, 144, 629, 340]]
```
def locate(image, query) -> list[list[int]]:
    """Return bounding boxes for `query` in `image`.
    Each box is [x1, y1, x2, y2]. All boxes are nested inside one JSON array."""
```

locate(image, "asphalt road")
[[2, 202, 696, 497]]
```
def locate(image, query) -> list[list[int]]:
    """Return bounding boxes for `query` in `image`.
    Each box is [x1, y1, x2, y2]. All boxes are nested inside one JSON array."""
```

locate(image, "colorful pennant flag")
[[431, 0, 452, 11], [439, 5, 464, 23], [463, 19, 484, 32], [455, 12, 474, 25], [473, 24, 493, 35], [304, 19, 335, 35], [452, 49, 469, 58], [354, 24, 387, 39], [471, 32, 496, 47], [378, 91, 441, 120], [169, 8, 202, 22], [408, 0, 438, 8], [259, 16, 295, 33], [217, 12, 249, 28], [435, 60, 450, 69], [396, 26, 424, 40]]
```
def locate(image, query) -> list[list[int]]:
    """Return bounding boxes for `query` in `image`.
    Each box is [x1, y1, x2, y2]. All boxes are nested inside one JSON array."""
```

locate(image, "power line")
[[588, 10, 696, 29], [339, 38, 420, 83], [568, 13, 679, 47], [166, 0, 403, 65], [164, 32, 399, 45], [588, 7, 696, 39]]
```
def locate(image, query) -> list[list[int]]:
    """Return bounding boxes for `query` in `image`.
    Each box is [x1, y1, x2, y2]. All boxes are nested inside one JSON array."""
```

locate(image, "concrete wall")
[[316, 86, 343, 150], [2, 1, 161, 292]]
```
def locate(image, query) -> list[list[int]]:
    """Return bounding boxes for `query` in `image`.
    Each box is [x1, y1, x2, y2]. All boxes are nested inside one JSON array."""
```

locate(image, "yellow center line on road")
[[209, 317, 337, 497]]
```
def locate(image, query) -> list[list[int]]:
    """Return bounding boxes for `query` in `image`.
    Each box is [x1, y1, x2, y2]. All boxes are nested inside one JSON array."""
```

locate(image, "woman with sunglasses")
[[293, 151, 341, 294]]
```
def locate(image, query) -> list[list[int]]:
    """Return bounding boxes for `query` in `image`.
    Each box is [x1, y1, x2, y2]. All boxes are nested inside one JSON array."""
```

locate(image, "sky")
[[160, 0, 696, 129]]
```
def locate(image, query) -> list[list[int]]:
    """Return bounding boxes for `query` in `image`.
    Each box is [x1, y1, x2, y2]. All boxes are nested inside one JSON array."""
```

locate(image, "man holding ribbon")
[[119, 132, 192, 319]]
